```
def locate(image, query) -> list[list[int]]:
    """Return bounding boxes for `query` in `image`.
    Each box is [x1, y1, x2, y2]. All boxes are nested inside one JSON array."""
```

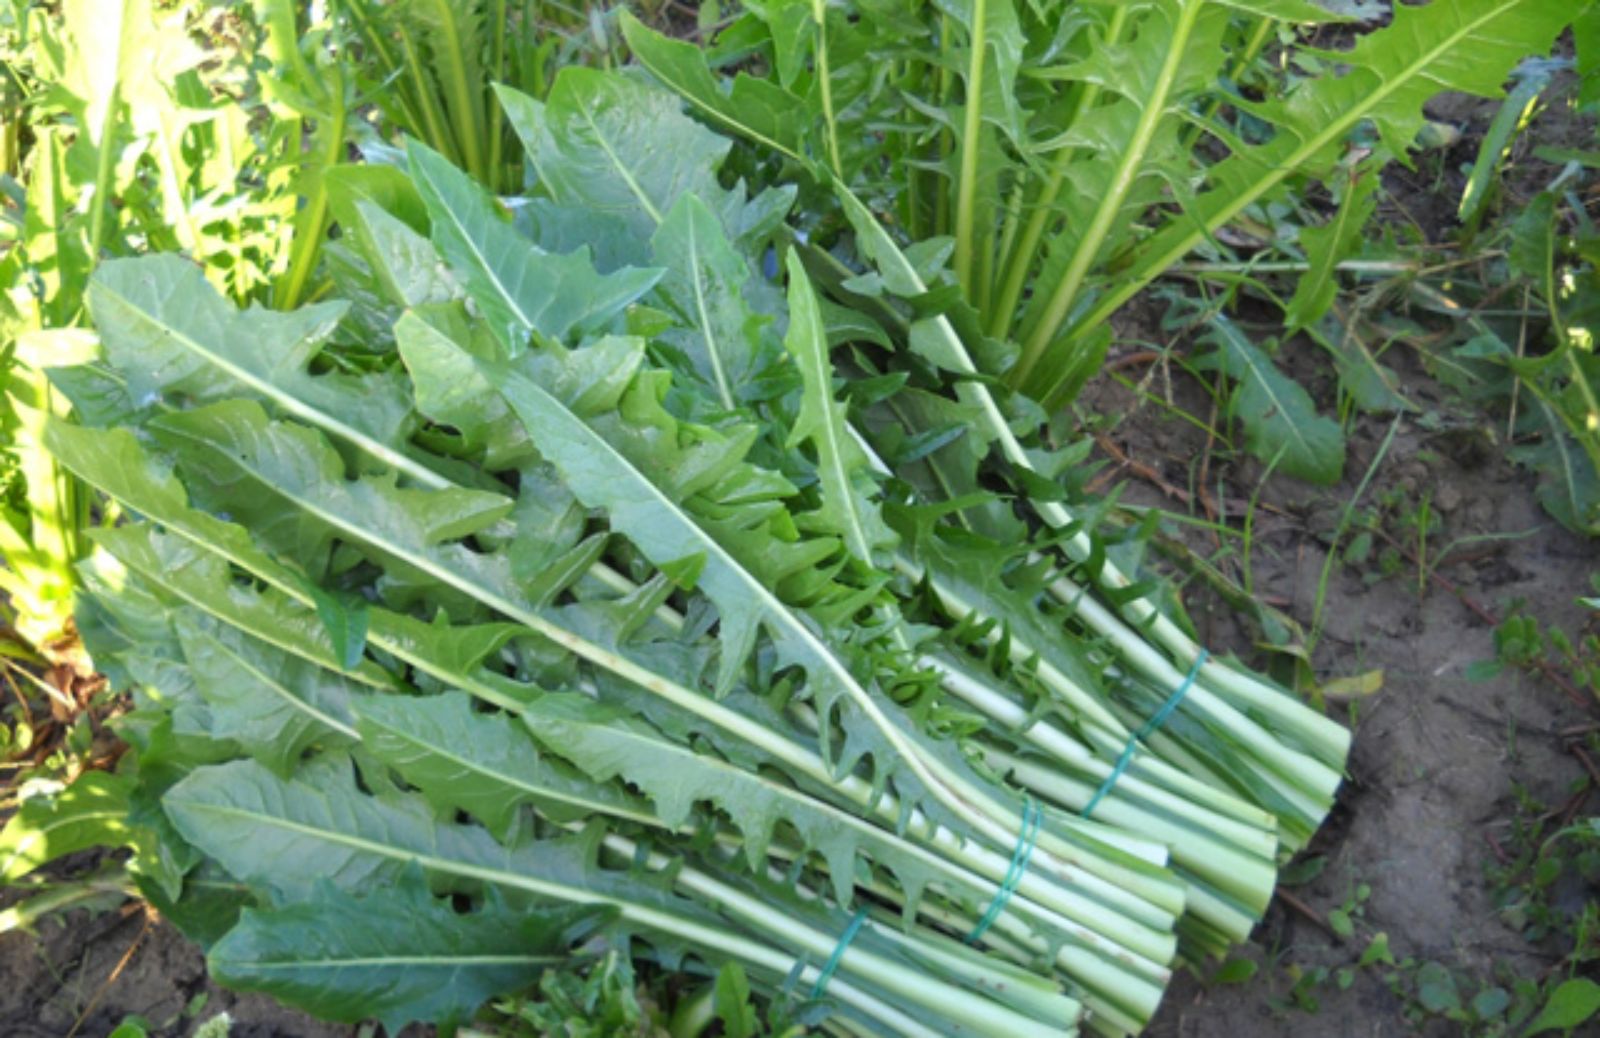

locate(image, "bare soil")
[[1099, 342, 1597, 1038]]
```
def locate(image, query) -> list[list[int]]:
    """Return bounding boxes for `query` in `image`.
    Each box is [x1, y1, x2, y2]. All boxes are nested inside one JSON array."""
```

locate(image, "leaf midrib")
[[494, 365, 939, 793], [95, 283, 448, 491]]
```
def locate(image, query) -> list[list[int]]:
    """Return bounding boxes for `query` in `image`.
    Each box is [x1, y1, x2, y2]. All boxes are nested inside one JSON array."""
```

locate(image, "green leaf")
[[618, 13, 805, 163], [1286, 166, 1379, 334], [0, 771, 132, 883], [92, 522, 395, 691], [308, 586, 370, 672], [496, 74, 734, 245], [1416, 961, 1461, 1015], [353, 690, 659, 840], [210, 872, 609, 1036], [714, 961, 759, 1038], [1510, 395, 1600, 535], [650, 194, 779, 410], [175, 614, 360, 777], [46, 419, 533, 713], [405, 140, 661, 349], [781, 250, 895, 566], [393, 304, 537, 469], [86, 256, 413, 454], [1459, 66, 1555, 224], [1211, 957, 1258, 985], [1195, 316, 1345, 485], [164, 757, 745, 970], [520, 693, 958, 912], [406, 328, 941, 803], [82, 256, 424, 485], [1524, 978, 1600, 1035]]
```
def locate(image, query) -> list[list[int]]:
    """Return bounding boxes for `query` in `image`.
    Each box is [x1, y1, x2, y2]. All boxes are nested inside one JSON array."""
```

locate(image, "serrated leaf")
[[521, 693, 961, 912], [46, 419, 535, 711], [92, 521, 396, 691], [497, 74, 731, 245], [405, 325, 944, 811], [355, 690, 658, 840], [650, 195, 778, 410], [165, 757, 744, 961], [620, 13, 805, 162], [176, 614, 360, 777], [1196, 316, 1345, 485], [86, 256, 414, 456], [406, 140, 662, 349], [0, 771, 132, 883], [210, 873, 610, 1035], [782, 250, 896, 566]]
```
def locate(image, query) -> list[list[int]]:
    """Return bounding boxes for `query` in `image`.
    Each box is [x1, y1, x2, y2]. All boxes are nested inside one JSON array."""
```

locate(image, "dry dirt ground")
[[0, 87, 1596, 1038], [1110, 348, 1597, 1038]]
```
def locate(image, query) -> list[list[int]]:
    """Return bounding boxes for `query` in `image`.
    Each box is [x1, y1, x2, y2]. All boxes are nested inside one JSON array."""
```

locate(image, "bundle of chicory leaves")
[[43, 66, 1346, 1037]]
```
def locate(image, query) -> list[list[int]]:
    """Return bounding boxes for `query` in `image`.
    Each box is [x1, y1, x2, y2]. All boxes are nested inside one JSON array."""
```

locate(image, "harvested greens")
[[41, 66, 1347, 1037]]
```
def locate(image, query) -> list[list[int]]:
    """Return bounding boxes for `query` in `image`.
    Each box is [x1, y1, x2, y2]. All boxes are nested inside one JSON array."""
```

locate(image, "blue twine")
[[810, 907, 869, 999], [1083, 650, 1209, 819], [966, 795, 1042, 943]]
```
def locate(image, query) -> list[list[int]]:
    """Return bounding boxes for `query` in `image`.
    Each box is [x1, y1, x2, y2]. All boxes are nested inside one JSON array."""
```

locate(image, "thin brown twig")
[[1484, 828, 1512, 867], [1104, 350, 1163, 373], [1570, 744, 1600, 792], [1275, 888, 1339, 940], [65, 905, 152, 1038]]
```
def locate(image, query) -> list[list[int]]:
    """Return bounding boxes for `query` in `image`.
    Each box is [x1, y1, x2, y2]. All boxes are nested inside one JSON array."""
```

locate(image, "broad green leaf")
[[1195, 317, 1345, 485], [0, 771, 131, 883], [93, 522, 396, 691], [393, 304, 537, 469], [405, 140, 662, 349], [340, 198, 458, 311], [176, 614, 360, 777], [308, 586, 370, 672], [781, 250, 895, 565], [164, 757, 746, 962], [406, 332, 924, 779], [620, 13, 805, 162], [354, 690, 659, 839], [499, 73, 724, 239], [1524, 978, 1600, 1035], [210, 874, 609, 1036], [650, 194, 778, 410], [46, 419, 535, 710], [323, 163, 431, 234], [84, 256, 418, 473]]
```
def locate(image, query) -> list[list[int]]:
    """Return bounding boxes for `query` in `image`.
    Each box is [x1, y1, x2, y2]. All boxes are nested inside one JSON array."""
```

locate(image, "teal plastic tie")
[[1083, 649, 1209, 819], [966, 795, 1042, 943], [810, 907, 869, 999]]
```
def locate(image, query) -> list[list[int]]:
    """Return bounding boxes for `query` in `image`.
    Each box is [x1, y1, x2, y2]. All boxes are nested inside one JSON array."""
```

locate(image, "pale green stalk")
[[1013, 0, 1204, 388], [951, 0, 989, 292]]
